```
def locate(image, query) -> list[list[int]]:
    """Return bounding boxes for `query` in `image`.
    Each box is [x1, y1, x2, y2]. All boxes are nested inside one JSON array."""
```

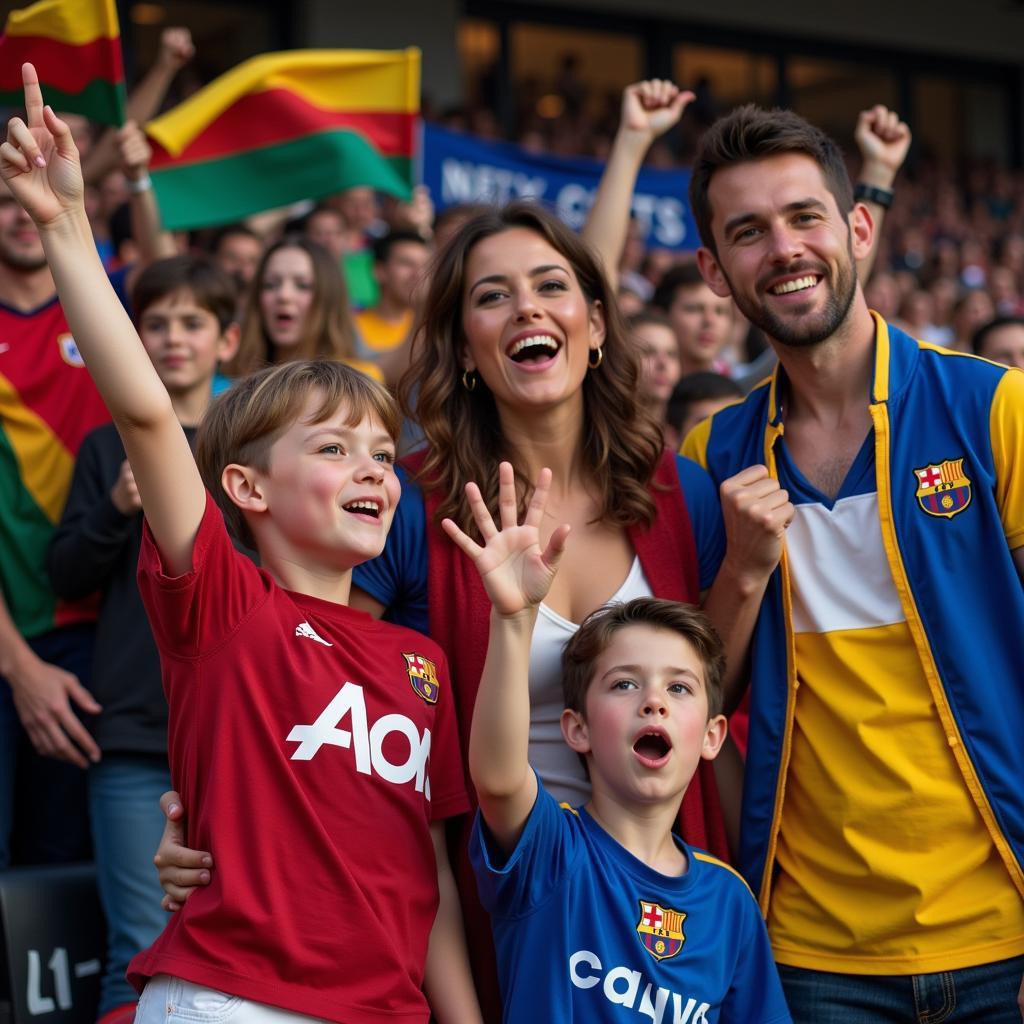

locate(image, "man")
[[682, 105, 1024, 1022], [0, 176, 110, 866], [353, 230, 430, 387]]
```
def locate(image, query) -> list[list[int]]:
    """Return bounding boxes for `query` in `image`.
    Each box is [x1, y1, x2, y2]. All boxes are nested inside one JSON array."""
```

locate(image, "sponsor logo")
[[295, 621, 332, 646], [404, 652, 440, 704], [914, 458, 972, 519], [286, 682, 432, 796], [569, 950, 710, 1023]]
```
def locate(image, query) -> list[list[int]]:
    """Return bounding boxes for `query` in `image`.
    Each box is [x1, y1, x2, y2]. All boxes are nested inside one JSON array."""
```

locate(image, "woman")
[[228, 234, 382, 381]]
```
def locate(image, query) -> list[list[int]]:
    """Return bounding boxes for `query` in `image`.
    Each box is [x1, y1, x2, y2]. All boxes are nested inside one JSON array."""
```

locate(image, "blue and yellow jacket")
[[683, 315, 1024, 914]]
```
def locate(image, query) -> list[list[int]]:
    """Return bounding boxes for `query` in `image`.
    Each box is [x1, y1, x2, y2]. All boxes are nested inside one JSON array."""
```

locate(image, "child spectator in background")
[[4, 65, 479, 1023], [48, 256, 240, 1024], [444, 462, 790, 1023], [666, 372, 743, 452]]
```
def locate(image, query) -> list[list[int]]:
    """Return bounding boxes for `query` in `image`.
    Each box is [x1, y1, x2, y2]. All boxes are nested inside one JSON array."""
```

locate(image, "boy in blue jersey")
[[443, 461, 791, 1024]]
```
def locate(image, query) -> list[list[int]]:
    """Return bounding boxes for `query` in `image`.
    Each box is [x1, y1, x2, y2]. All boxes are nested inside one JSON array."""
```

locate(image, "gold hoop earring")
[[461, 369, 477, 392], [588, 346, 604, 369]]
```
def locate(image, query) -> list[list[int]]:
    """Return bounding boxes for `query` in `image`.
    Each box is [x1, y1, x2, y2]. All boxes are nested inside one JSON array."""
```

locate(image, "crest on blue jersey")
[[403, 652, 439, 704], [636, 900, 686, 961], [914, 459, 972, 519]]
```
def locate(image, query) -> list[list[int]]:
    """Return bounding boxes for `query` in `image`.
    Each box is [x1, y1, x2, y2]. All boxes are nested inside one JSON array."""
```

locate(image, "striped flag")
[[146, 49, 420, 231], [0, 0, 126, 127]]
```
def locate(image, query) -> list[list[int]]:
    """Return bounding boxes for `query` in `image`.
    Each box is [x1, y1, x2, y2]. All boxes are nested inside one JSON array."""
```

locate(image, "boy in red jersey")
[[1, 65, 480, 1024]]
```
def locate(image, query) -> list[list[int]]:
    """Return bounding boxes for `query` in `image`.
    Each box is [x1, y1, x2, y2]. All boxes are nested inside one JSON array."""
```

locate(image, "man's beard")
[[725, 239, 857, 349], [0, 241, 47, 272]]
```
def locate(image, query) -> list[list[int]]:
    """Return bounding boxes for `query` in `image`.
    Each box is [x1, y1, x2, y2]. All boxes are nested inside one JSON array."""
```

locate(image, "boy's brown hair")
[[561, 598, 725, 719], [689, 104, 854, 256], [195, 361, 401, 549], [132, 254, 239, 332]]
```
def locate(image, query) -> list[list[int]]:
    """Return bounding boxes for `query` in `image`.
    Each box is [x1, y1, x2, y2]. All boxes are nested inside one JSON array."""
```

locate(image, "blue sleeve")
[[470, 781, 580, 920], [352, 464, 430, 634], [721, 891, 792, 1024], [107, 265, 133, 315], [675, 454, 725, 591]]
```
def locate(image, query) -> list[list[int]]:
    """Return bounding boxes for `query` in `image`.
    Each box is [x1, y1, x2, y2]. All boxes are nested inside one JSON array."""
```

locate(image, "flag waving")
[[0, 0, 126, 127], [146, 49, 420, 230]]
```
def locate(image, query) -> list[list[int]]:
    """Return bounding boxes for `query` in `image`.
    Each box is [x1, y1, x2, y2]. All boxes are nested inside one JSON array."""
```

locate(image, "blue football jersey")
[[471, 784, 791, 1023]]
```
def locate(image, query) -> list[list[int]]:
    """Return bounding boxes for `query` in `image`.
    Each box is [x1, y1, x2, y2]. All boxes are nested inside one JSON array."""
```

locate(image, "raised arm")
[[583, 80, 693, 290], [1, 64, 204, 576], [853, 104, 911, 284], [441, 463, 569, 853]]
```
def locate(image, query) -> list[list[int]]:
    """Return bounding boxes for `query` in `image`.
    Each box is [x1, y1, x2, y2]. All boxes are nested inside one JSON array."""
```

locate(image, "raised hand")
[[619, 79, 695, 144], [441, 462, 570, 617], [157, 27, 195, 74], [855, 105, 911, 187], [0, 63, 83, 227], [719, 465, 794, 586]]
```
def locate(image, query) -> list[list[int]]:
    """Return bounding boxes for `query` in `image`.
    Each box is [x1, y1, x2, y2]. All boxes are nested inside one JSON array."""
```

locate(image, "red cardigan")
[[406, 448, 730, 1018]]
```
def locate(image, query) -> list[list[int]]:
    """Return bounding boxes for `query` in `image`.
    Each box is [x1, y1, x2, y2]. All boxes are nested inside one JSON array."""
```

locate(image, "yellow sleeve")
[[680, 414, 713, 469], [990, 368, 1024, 548]]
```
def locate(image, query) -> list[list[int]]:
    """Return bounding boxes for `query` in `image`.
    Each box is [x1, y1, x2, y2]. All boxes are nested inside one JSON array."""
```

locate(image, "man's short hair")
[[667, 372, 743, 437], [972, 316, 1024, 356], [132, 255, 239, 332], [212, 223, 261, 252], [372, 230, 429, 265], [561, 598, 725, 719], [689, 104, 854, 255], [650, 263, 706, 312], [195, 361, 401, 549]]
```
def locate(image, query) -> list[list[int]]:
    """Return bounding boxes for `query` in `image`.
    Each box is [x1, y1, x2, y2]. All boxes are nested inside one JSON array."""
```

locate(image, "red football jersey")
[[127, 496, 469, 1023]]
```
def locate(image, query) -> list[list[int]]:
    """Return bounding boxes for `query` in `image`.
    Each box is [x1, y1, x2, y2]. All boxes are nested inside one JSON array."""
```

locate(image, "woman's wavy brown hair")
[[227, 236, 356, 376], [398, 201, 664, 535]]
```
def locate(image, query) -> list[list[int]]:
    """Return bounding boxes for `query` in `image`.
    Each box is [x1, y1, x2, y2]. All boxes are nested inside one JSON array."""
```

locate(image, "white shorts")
[[134, 975, 330, 1024]]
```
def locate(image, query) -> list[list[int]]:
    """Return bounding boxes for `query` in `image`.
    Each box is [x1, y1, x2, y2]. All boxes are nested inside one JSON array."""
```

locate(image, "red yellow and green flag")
[[0, 0, 126, 127], [146, 49, 420, 231]]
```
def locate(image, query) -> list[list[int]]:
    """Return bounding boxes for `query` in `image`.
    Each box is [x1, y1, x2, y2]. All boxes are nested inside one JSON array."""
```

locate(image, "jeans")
[[777, 954, 1024, 1023], [0, 624, 94, 868], [90, 754, 172, 1015], [135, 976, 330, 1023]]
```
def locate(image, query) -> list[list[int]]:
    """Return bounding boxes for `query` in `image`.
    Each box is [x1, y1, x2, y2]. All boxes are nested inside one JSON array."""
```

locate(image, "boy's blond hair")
[[196, 361, 401, 549], [561, 598, 725, 718]]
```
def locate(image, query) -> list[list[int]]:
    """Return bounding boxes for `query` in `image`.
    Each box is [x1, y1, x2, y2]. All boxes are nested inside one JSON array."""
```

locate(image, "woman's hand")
[[0, 63, 85, 227], [441, 462, 570, 617], [153, 791, 212, 912]]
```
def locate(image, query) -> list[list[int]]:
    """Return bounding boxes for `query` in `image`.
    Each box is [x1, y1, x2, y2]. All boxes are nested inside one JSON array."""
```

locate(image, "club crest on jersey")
[[914, 458, 972, 519], [58, 333, 85, 367], [404, 652, 439, 704], [636, 900, 686, 961]]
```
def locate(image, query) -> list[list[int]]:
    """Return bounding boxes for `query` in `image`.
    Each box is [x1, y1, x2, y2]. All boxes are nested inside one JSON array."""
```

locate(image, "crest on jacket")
[[636, 900, 686, 961], [914, 459, 972, 519], [403, 652, 439, 704]]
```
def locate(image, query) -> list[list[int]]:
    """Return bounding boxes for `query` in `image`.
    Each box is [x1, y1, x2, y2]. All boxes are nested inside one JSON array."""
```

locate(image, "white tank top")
[[527, 557, 653, 805]]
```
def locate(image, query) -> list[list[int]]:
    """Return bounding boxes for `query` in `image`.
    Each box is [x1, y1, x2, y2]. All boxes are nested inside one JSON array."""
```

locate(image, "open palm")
[[0, 63, 84, 226], [442, 462, 570, 617]]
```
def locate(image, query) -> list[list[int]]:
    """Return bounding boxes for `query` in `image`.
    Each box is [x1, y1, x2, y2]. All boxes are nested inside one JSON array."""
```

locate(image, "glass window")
[[788, 58, 898, 145]]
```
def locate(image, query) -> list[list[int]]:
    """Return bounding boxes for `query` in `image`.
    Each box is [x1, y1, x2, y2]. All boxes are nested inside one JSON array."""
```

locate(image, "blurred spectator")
[[212, 224, 264, 291], [666, 371, 743, 451], [971, 316, 1024, 370], [651, 263, 734, 377], [950, 289, 996, 352], [629, 311, 682, 442], [353, 230, 431, 387]]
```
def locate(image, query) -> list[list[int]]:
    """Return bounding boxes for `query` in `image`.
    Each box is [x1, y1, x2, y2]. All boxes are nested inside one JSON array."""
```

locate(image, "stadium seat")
[[0, 864, 103, 1023]]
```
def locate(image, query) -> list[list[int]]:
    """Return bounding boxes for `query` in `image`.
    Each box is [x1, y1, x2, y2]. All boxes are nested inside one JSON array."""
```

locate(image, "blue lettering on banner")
[[423, 124, 697, 251]]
